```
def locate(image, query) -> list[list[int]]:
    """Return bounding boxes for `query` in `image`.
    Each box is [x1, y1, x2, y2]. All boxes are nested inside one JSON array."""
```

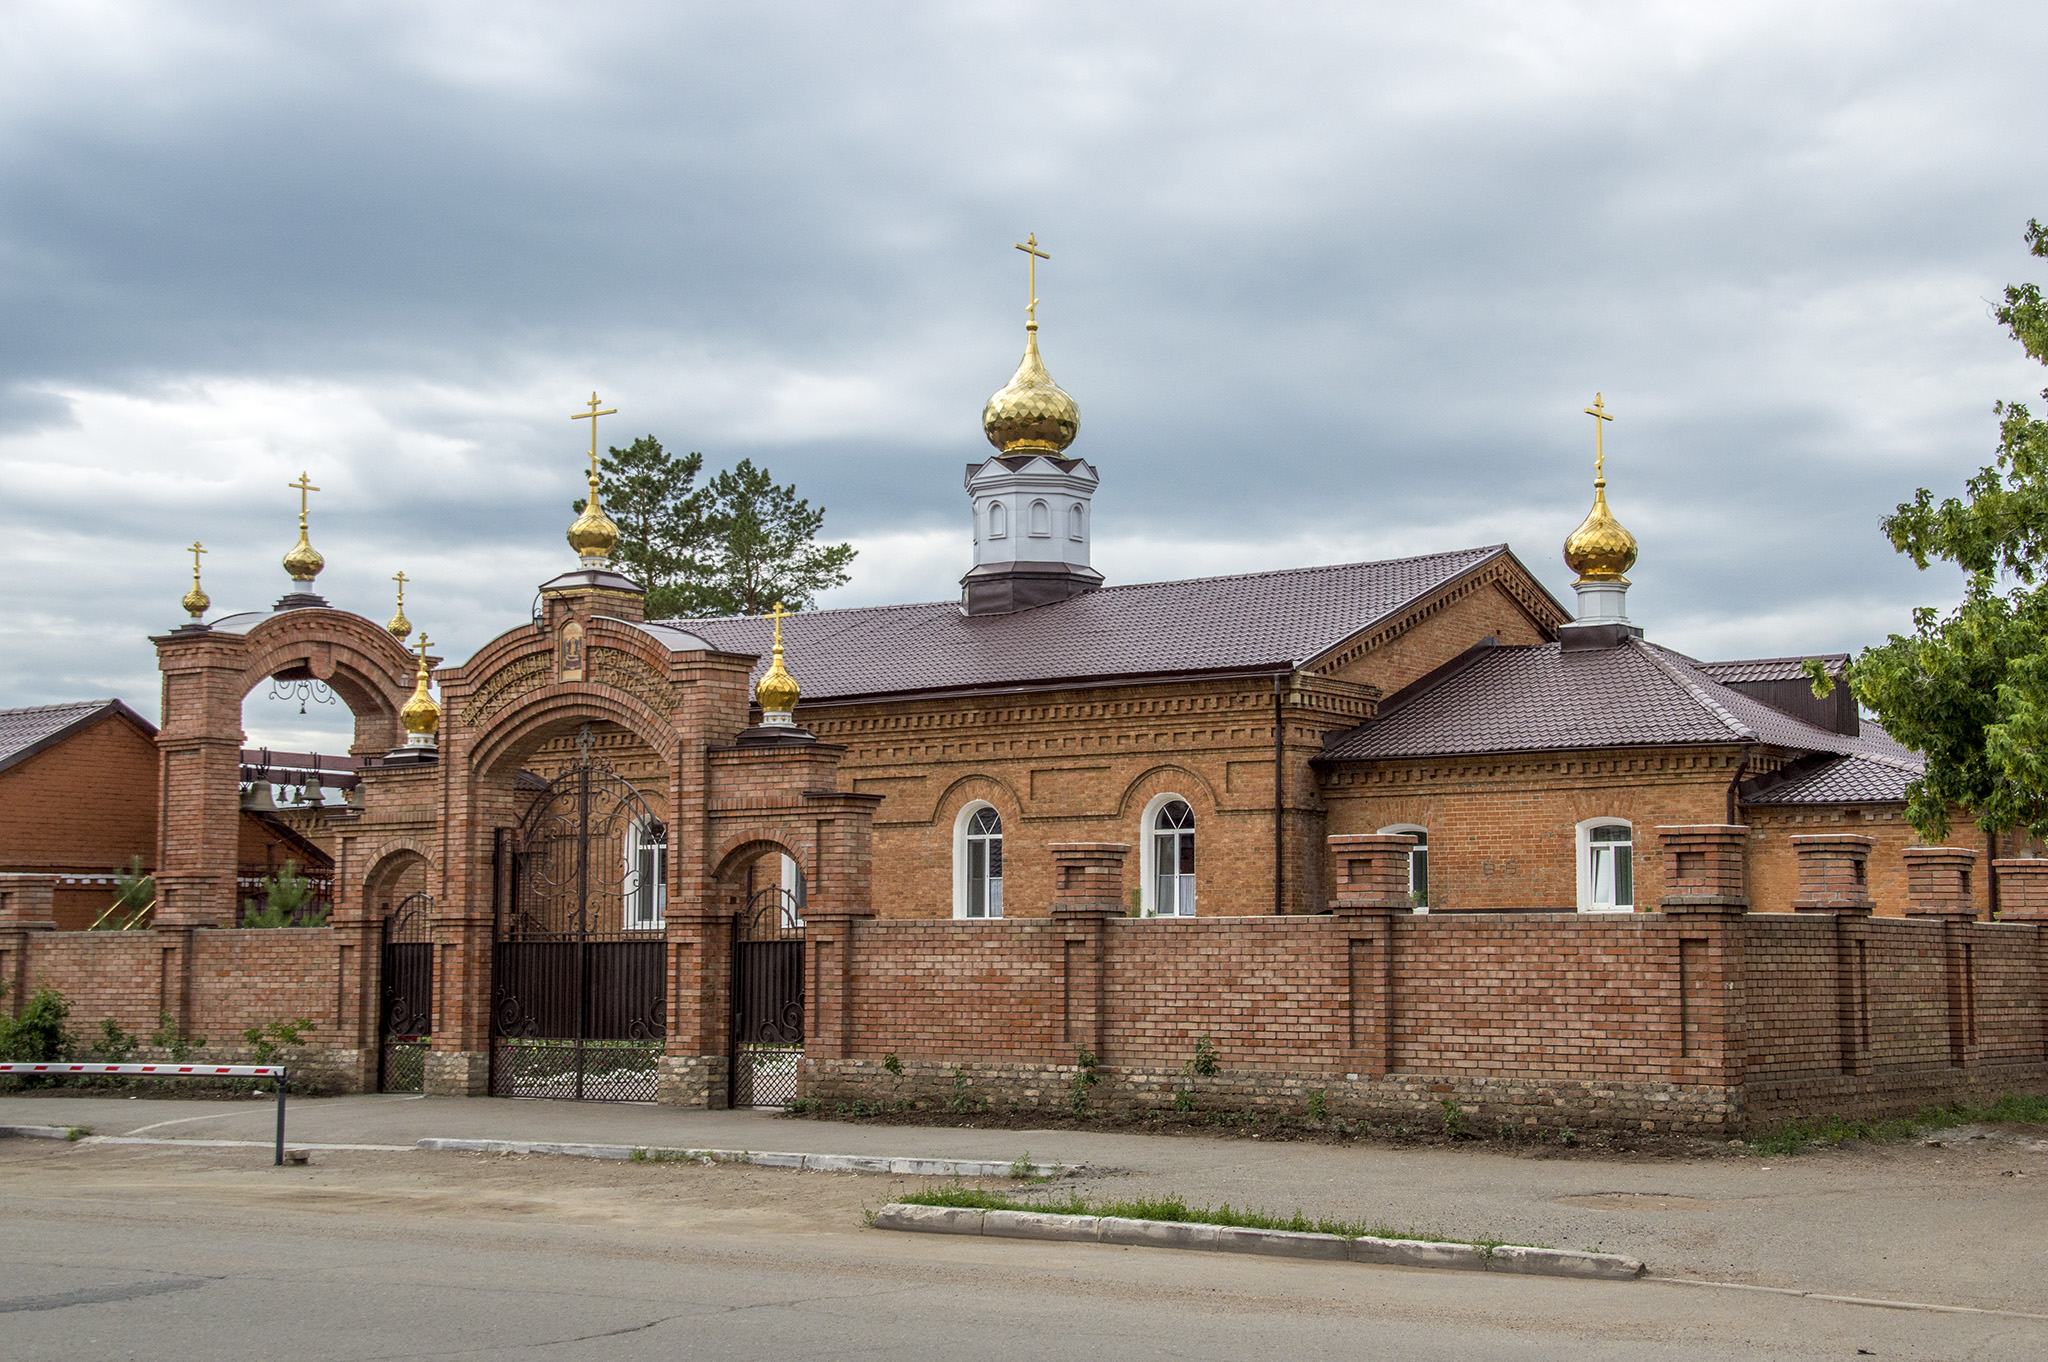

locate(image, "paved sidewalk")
[[6, 1091, 2047, 1313]]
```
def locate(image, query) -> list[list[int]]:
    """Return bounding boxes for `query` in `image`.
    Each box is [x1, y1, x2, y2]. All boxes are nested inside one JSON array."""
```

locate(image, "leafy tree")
[[572, 435, 712, 618], [574, 441, 854, 619], [1821, 220, 2048, 838]]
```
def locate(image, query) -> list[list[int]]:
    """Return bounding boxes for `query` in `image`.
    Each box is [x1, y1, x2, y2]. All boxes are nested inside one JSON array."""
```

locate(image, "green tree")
[[241, 860, 328, 928], [572, 435, 712, 618], [1824, 219, 2048, 838], [696, 458, 857, 616]]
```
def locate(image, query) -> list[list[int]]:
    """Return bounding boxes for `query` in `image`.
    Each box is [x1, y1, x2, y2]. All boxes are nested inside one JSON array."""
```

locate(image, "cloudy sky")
[[3, 1, 2046, 751]]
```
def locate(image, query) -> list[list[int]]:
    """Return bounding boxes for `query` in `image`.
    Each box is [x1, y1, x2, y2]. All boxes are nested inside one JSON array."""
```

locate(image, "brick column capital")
[[1326, 833, 1415, 915], [1789, 833, 1875, 916], [1656, 825, 1750, 914], [0, 874, 57, 930], [1049, 842, 1129, 917], [1993, 858, 2048, 921], [1904, 845, 1981, 920]]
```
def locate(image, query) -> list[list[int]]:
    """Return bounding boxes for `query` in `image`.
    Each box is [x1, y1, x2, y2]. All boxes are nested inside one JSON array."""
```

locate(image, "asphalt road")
[[4, 1136, 2046, 1361]]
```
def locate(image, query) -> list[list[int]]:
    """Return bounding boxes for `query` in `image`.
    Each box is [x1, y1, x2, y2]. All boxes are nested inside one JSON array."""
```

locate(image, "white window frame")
[[988, 502, 1008, 539], [1068, 503, 1085, 541], [623, 816, 667, 930], [952, 800, 1005, 920], [1576, 818, 1635, 913], [1028, 499, 1051, 537], [1139, 792, 1197, 917], [1377, 823, 1429, 913]]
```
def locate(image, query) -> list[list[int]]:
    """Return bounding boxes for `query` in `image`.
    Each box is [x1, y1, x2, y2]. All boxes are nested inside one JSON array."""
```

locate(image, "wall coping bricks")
[[0, 873, 57, 929], [1049, 842, 1129, 917], [1992, 858, 2048, 921], [1656, 825, 1749, 914], [1327, 833, 1415, 913]]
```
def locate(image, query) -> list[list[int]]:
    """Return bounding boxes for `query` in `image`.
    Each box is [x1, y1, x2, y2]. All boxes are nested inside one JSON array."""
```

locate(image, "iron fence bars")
[[378, 891, 433, 1093], [730, 886, 805, 1107], [490, 750, 667, 1102]]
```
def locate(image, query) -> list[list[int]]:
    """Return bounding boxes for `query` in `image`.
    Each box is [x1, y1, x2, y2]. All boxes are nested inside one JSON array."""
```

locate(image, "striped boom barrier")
[[1, 1063, 293, 1165]]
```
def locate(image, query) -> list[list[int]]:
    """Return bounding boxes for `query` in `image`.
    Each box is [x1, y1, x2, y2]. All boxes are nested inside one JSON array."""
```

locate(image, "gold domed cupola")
[[754, 602, 802, 727], [282, 471, 325, 585], [567, 392, 622, 567], [1559, 393, 1643, 646], [981, 234, 1079, 456], [399, 631, 441, 749]]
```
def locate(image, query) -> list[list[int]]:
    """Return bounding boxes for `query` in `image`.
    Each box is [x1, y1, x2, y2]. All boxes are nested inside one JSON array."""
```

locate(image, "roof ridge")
[[0, 698, 118, 717], [1633, 642, 1758, 742]]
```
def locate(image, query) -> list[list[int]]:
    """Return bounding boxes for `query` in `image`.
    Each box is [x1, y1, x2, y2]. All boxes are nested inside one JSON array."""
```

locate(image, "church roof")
[[1694, 654, 1850, 685], [656, 545, 1523, 704], [1741, 753, 1921, 805], [0, 699, 156, 775], [1318, 639, 1920, 771]]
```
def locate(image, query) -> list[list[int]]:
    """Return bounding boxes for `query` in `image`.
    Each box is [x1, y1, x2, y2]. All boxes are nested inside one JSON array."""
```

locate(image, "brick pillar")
[[661, 902, 735, 1107], [1904, 846, 1980, 920], [1051, 843, 1126, 1064], [1991, 859, 2048, 921], [0, 874, 57, 1017], [425, 908, 493, 1097], [1790, 834, 1874, 915], [153, 630, 253, 928], [1653, 829, 1749, 1104], [1327, 836, 1411, 1078], [803, 909, 870, 1067], [1327, 833, 1417, 912]]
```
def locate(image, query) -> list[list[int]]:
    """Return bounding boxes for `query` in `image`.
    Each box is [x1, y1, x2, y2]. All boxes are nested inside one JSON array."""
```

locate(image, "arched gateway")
[[151, 416, 878, 1104]]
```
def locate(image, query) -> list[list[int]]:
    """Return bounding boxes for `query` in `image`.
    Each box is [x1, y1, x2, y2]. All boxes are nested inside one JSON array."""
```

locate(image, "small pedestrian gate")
[[491, 750, 667, 1101], [378, 892, 433, 1093], [730, 886, 804, 1107]]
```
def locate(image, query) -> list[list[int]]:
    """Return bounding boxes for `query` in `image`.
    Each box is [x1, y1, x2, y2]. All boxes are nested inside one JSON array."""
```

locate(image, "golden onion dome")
[[181, 582, 211, 621], [1563, 480, 1638, 583], [754, 602, 802, 720], [283, 526, 324, 583], [386, 572, 412, 639], [399, 634, 440, 740], [567, 473, 620, 565], [982, 324, 1079, 455]]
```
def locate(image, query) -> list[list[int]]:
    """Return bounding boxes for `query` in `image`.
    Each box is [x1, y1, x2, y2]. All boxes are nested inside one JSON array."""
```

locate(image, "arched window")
[[1028, 500, 1051, 537], [1152, 799, 1196, 916], [1068, 503, 1085, 540], [623, 817, 667, 929], [957, 804, 1004, 919], [1379, 825, 1428, 908], [1577, 819, 1634, 912], [989, 502, 1008, 539]]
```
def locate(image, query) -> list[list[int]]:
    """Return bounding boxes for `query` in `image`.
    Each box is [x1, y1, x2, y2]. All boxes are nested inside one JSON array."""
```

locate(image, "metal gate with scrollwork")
[[491, 749, 667, 1101], [730, 886, 804, 1107], [378, 892, 433, 1093]]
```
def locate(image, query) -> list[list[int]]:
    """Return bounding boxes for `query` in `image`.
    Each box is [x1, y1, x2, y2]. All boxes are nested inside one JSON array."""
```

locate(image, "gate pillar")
[[661, 903, 736, 1107], [802, 908, 873, 1064], [426, 909, 494, 1096]]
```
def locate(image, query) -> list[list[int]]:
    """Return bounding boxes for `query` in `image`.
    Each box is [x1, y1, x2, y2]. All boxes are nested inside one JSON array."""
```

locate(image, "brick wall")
[[0, 713, 160, 928], [804, 907, 2048, 1132]]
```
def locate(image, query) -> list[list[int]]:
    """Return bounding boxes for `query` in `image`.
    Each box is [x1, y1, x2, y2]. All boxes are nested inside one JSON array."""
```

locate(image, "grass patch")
[[897, 1184, 1506, 1245], [1747, 1091, 2048, 1156]]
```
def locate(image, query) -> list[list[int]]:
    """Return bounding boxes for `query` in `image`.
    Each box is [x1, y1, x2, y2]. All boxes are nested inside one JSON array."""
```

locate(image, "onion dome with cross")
[[982, 233, 1080, 455]]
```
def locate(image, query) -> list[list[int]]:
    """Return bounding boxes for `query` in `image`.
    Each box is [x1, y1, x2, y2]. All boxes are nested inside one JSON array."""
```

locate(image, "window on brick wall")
[[1151, 799, 1197, 916], [624, 816, 667, 929], [955, 802, 1004, 919], [1577, 819, 1634, 912], [1378, 824, 1428, 909]]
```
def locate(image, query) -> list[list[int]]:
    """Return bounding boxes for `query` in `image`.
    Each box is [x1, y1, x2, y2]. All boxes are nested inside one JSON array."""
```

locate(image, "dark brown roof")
[[0, 700, 156, 775], [1318, 640, 1920, 767], [1741, 754, 1920, 806], [1695, 654, 1849, 685], [654, 546, 1527, 703]]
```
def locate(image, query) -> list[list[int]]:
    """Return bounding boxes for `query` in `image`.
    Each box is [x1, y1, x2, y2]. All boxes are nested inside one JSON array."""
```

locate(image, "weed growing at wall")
[[1307, 1088, 1328, 1123], [1068, 1048, 1099, 1115], [0, 987, 73, 1064], [1439, 1096, 1466, 1139], [241, 1017, 316, 1066], [152, 1011, 204, 1062], [1190, 1035, 1219, 1077], [1746, 1092, 2048, 1156], [882, 1052, 902, 1075]]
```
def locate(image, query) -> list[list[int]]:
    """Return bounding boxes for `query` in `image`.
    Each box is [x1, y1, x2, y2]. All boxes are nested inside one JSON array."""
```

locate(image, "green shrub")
[[151, 1010, 204, 1061], [241, 861, 328, 928], [0, 988, 73, 1063], [241, 1017, 316, 1065], [1191, 1034, 1219, 1077], [1068, 1048, 1099, 1115], [88, 1019, 139, 1064]]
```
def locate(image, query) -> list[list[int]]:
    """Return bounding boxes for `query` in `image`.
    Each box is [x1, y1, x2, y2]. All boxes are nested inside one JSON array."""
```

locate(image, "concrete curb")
[[0, 1124, 78, 1140], [415, 1138, 1076, 1179], [872, 1204, 1646, 1281]]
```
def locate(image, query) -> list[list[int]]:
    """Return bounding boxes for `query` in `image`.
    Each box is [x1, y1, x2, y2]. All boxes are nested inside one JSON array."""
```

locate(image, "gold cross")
[[1014, 233, 1049, 325], [1583, 393, 1614, 482], [188, 541, 206, 580], [288, 472, 320, 524], [571, 392, 617, 479], [415, 631, 432, 662], [767, 600, 794, 647], [392, 569, 408, 603]]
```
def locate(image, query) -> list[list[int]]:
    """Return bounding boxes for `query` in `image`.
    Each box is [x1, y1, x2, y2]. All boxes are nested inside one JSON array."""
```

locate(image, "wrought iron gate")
[[492, 748, 667, 1101], [731, 885, 804, 1107], [378, 892, 433, 1093]]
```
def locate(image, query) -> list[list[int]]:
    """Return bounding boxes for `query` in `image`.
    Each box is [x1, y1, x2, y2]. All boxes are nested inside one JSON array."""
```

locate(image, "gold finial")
[[983, 234, 1079, 456], [181, 541, 210, 621], [1015, 233, 1049, 328], [282, 471, 325, 583], [754, 601, 802, 725], [566, 392, 622, 566], [399, 630, 440, 744], [386, 570, 412, 639], [1563, 392, 1638, 584]]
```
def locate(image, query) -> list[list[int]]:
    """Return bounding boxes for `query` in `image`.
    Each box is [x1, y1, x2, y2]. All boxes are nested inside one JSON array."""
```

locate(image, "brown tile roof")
[[1695, 654, 1849, 685], [1741, 754, 1920, 805], [1317, 639, 1920, 769], [0, 699, 155, 775], [652, 546, 1523, 703]]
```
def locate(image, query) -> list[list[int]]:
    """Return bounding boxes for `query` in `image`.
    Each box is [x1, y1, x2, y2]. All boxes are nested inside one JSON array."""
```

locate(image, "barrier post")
[[275, 1068, 288, 1166]]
